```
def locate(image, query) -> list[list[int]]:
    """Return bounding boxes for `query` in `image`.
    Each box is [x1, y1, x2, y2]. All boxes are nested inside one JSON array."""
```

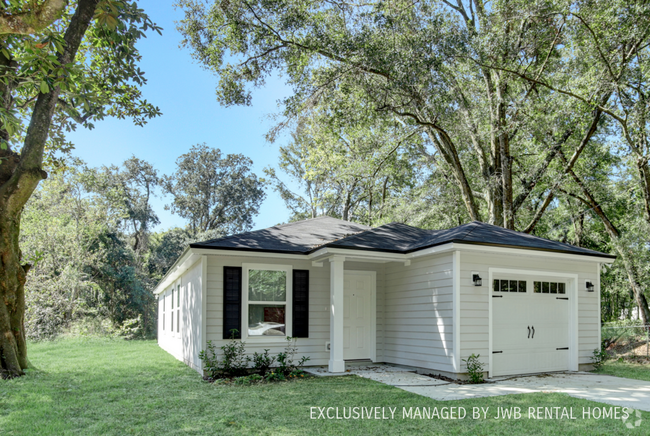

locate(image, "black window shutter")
[[292, 270, 309, 338], [223, 267, 242, 339]]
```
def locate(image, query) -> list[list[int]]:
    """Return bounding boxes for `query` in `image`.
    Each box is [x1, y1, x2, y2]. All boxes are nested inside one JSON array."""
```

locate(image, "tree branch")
[[0, 0, 67, 35], [0, 0, 101, 210]]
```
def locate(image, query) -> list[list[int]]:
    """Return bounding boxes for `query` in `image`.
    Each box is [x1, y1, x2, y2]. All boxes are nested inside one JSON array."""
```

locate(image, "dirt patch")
[[423, 373, 470, 385]]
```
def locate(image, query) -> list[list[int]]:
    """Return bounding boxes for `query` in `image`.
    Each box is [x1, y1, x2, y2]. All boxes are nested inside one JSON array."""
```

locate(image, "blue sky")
[[67, 0, 294, 232]]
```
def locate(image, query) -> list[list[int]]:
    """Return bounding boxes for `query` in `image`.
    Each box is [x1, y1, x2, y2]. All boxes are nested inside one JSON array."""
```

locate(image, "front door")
[[343, 272, 373, 360]]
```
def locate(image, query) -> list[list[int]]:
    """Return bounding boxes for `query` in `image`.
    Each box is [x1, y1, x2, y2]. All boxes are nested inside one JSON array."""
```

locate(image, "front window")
[[246, 268, 289, 337]]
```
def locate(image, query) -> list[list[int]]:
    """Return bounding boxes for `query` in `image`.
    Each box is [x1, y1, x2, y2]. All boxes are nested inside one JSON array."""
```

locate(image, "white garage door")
[[492, 278, 570, 377]]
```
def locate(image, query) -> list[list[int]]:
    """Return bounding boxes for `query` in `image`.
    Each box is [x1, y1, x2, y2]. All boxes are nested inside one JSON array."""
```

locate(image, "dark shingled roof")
[[326, 221, 616, 258], [190, 217, 615, 259], [189, 216, 370, 254]]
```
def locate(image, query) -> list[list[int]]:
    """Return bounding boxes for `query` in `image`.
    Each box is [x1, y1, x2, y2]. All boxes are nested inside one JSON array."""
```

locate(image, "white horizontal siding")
[[459, 250, 601, 369], [383, 253, 455, 373], [205, 256, 385, 368], [158, 259, 203, 372]]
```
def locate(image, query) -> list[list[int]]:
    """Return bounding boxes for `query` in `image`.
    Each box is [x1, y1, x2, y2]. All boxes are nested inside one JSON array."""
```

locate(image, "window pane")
[[534, 281, 541, 293], [509, 280, 517, 292], [171, 311, 174, 331], [171, 290, 174, 309], [248, 270, 287, 302], [177, 286, 180, 306], [542, 282, 550, 293], [518, 281, 527, 293], [493, 279, 499, 292], [550, 283, 558, 294], [558, 283, 566, 294], [500, 279, 508, 292], [248, 304, 286, 336], [177, 311, 180, 333]]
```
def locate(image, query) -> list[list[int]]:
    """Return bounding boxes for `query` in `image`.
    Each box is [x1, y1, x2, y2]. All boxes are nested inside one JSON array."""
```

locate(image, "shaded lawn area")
[[595, 359, 650, 382], [0, 339, 646, 435]]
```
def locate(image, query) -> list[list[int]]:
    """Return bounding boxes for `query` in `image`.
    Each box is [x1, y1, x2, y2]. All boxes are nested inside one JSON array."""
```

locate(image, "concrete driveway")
[[305, 365, 650, 412]]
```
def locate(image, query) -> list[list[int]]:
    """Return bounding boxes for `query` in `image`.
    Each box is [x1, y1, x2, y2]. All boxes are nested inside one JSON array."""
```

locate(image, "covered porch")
[[310, 249, 410, 373]]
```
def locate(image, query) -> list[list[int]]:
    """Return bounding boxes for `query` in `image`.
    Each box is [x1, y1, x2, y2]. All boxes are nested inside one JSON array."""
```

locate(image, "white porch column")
[[329, 255, 346, 373]]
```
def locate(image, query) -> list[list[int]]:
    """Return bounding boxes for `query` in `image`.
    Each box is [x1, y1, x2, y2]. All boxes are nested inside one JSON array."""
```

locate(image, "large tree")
[[177, 0, 605, 231], [163, 143, 266, 238], [87, 157, 161, 258], [266, 90, 422, 224], [0, 1, 160, 378], [473, 0, 650, 325]]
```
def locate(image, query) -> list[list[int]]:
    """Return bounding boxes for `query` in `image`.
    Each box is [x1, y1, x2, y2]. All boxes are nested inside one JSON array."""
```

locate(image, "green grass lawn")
[[596, 359, 650, 382], [0, 339, 646, 435]]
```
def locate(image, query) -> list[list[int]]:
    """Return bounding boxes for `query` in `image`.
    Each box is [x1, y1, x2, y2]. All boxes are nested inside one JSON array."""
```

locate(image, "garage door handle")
[[527, 326, 530, 338], [531, 326, 535, 338]]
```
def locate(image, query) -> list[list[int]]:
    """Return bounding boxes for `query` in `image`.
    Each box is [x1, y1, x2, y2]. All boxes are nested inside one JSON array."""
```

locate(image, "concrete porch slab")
[[303, 364, 449, 387]]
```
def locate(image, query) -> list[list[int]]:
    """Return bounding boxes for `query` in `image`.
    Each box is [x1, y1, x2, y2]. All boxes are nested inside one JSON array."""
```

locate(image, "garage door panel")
[[492, 278, 569, 377]]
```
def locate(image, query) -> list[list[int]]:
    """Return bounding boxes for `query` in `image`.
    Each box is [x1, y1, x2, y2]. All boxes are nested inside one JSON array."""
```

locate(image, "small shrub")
[[199, 333, 310, 382], [275, 336, 310, 377], [463, 353, 485, 384], [264, 370, 285, 382], [252, 349, 275, 376], [220, 330, 250, 377], [592, 346, 608, 370], [199, 340, 221, 379], [118, 316, 145, 340], [289, 369, 306, 378], [234, 374, 263, 385]]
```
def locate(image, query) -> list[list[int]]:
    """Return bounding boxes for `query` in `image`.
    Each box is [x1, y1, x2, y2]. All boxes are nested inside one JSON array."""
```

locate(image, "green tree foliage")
[[86, 157, 161, 258], [175, 0, 650, 325], [146, 227, 191, 283], [176, 0, 599, 230], [265, 100, 422, 225], [164, 143, 266, 238], [20, 162, 154, 340], [0, 0, 161, 377]]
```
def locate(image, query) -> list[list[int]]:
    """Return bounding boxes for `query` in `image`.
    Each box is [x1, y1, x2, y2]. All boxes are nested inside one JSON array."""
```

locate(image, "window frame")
[[171, 287, 174, 332], [492, 277, 568, 296], [176, 283, 181, 334], [171, 280, 181, 337], [242, 263, 293, 341], [161, 293, 165, 332]]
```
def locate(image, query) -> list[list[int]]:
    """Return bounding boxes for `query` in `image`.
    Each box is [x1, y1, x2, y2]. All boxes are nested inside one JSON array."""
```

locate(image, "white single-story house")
[[153, 217, 615, 379]]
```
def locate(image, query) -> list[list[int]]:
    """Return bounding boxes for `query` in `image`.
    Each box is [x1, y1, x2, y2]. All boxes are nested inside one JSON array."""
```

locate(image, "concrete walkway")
[[304, 365, 650, 412]]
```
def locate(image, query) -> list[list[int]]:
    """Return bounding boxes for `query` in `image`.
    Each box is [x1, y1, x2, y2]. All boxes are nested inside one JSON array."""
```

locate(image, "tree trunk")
[[0, 0, 100, 378], [560, 155, 650, 325], [496, 82, 514, 229], [636, 157, 650, 227], [0, 207, 29, 378]]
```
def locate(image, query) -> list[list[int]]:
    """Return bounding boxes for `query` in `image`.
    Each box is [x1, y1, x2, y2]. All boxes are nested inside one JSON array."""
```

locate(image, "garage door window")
[[493, 279, 526, 293], [533, 281, 566, 294]]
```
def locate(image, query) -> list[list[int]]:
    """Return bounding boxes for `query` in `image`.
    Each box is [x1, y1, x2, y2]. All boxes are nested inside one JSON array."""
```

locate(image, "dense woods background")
[[7, 0, 650, 346]]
